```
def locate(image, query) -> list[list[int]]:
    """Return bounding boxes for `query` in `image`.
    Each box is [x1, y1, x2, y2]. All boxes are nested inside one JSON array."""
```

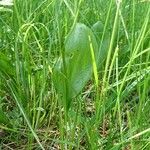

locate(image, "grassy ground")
[[0, 0, 150, 149]]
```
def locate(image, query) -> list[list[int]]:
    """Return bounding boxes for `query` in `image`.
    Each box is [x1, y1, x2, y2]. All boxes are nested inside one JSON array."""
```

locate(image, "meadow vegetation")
[[0, 0, 150, 149]]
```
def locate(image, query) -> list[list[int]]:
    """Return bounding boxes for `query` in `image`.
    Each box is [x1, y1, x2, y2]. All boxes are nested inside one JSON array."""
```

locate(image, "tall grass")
[[0, 0, 150, 149]]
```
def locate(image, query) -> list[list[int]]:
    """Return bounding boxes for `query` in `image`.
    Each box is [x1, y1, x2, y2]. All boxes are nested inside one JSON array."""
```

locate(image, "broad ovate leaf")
[[53, 23, 98, 110]]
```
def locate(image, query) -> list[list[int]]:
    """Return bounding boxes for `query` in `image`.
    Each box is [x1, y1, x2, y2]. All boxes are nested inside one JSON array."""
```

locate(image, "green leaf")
[[53, 23, 98, 110], [92, 21, 104, 37], [92, 21, 110, 66]]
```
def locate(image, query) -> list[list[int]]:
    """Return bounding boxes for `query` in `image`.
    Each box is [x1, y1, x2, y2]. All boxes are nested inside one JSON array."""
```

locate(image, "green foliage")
[[0, 0, 150, 149], [92, 21, 111, 65], [53, 23, 99, 111], [0, 108, 10, 126], [52, 21, 112, 111], [0, 52, 15, 76]]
